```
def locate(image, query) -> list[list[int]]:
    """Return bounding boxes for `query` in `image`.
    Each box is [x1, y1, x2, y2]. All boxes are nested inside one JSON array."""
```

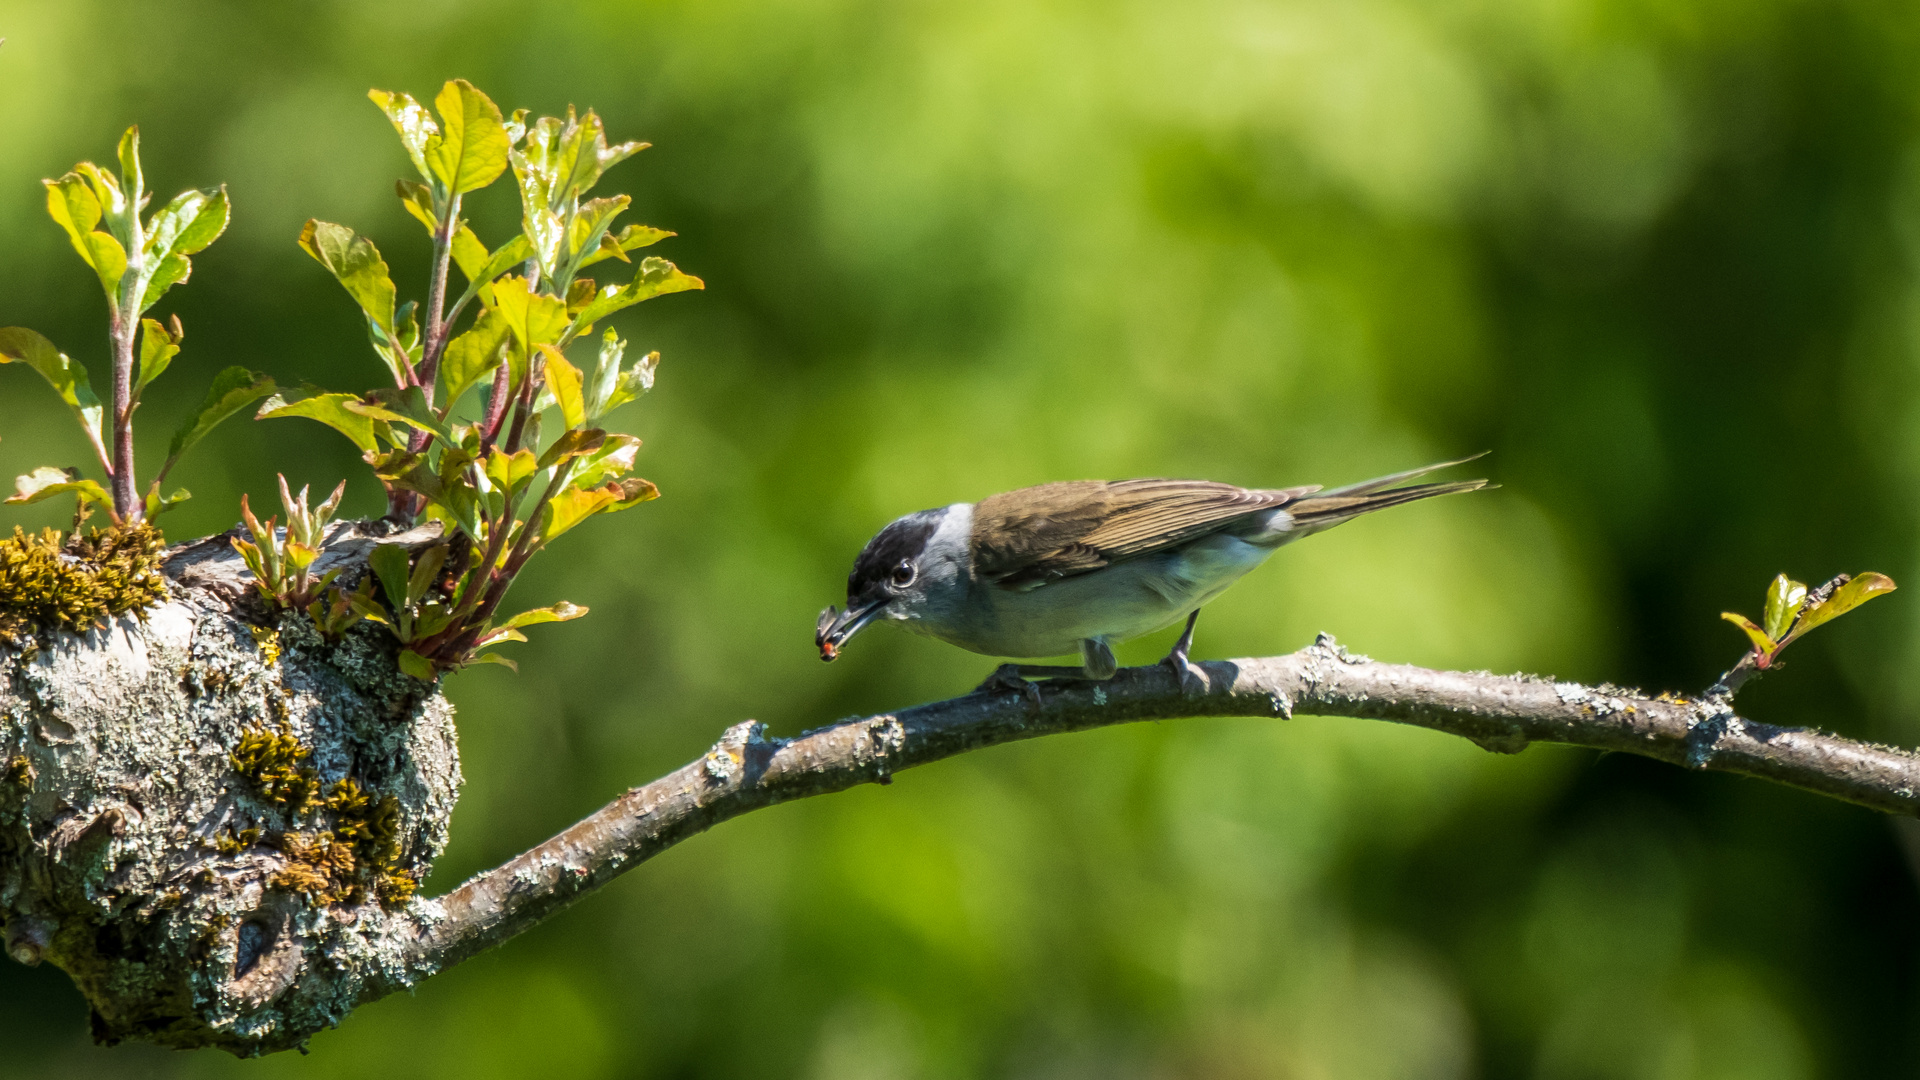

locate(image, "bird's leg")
[[1159, 610, 1207, 694], [1080, 638, 1119, 680], [973, 641, 1117, 704]]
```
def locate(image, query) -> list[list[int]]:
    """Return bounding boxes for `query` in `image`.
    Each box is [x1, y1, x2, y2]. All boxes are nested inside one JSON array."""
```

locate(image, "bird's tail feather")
[[1311, 452, 1490, 500], [1283, 477, 1492, 529]]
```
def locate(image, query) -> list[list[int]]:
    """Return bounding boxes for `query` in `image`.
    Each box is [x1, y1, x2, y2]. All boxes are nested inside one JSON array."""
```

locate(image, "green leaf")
[[473, 234, 533, 286], [491, 276, 570, 379], [569, 433, 642, 489], [396, 179, 438, 232], [564, 195, 629, 268], [44, 173, 102, 261], [45, 173, 129, 300], [137, 185, 229, 314], [6, 466, 113, 509], [536, 427, 605, 470], [396, 649, 437, 681], [538, 484, 618, 543], [485, 447, 539, 495], [468, 652, 519, 672], [0, 327, 107, 466], [350, 386, 456, 445], [298, 219, 397, 338], [145, 185, 229, 260], [579, 223, 672, 268], [369, 88, 440, 184], [256, 391, 381, 453], [139, 253, 190, 314], [441, 307, 511, 404], [586, 330, 657, 420], [450, 224, 490, 281], [74, 161, 128, 225], [167, 367, 277, 465], [1721, 612, 1775, 657], [135, 316, 182, 395], [406, 543, 448, 607], [449, 234, 535, 314], [429, 79, 510, 195], [116, 126, 143, 220], [1783, 573, 1899, 643], [143, 483, 191, 520], [540, 345, 587, 428], [1762, 574, 1807, 642], [369, 543, 413, 613], [501, 601, 589, 630], [572, 257, 704, 327]]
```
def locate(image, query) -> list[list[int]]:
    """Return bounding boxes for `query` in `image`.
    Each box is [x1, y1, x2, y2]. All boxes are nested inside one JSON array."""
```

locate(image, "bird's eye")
[[891, 562, 916, 588]]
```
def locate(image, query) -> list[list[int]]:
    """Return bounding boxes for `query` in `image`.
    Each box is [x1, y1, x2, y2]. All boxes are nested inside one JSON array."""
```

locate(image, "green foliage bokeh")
[[2, 0, 1918, 1075]]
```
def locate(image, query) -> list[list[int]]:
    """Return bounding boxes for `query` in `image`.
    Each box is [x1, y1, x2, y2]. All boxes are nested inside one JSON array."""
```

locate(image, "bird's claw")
[[1162, 652, 1208, 695], [974, 664, 1043, 705]]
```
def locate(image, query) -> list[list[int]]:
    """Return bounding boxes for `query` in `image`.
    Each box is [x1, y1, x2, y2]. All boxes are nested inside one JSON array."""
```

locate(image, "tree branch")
[[395, 634, 1920, 983]]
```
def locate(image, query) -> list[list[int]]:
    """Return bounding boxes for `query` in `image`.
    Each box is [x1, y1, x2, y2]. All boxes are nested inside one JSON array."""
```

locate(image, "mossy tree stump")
[[0, 521, 460, 1054]]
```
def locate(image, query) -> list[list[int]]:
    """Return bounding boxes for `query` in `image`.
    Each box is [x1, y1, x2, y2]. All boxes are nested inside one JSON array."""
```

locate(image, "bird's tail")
[[1280, 454, 1493, 531]]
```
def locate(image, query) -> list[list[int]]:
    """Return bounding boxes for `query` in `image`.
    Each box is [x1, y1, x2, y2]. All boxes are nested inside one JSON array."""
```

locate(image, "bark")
[[1, 524, 1914, 1056]]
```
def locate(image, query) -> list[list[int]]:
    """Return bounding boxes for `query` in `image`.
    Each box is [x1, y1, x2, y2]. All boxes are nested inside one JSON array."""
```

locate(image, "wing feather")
[[972, 479, 1308, 587]]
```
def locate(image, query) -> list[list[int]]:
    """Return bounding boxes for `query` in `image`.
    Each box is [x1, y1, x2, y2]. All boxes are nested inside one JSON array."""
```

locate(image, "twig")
[[392, 633, 1920, 985]]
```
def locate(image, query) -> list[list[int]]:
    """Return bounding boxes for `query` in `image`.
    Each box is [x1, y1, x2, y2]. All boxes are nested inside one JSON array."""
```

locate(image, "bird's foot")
[[1158, 610, 1207, 694], [974, 664, 1044, 706], [1160, 650, 1209, 695]]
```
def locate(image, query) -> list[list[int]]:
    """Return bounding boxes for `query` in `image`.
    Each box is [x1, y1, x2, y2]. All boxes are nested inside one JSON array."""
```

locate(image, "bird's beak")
[[816, 600, 885, 661]]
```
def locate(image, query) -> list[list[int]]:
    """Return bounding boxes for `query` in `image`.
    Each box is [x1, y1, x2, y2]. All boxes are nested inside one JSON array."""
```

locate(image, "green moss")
[[4, 754, 33, 789], [0, 522, 167, 642]]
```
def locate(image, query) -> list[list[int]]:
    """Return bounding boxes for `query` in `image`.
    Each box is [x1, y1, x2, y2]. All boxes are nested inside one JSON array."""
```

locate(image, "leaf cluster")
[[1721, 571, 1898, 671], [231, 476, 362, 628], [260, 81, 695, 673], [1, 130, 272, 524]]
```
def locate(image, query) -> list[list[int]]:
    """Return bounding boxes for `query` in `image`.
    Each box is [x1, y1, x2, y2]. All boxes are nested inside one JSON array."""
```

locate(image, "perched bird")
[[816, 455, 1491, 694]]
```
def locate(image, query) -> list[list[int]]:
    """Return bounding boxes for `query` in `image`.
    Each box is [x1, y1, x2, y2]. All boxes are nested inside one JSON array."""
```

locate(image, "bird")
[[815, 455, 1491, 695]]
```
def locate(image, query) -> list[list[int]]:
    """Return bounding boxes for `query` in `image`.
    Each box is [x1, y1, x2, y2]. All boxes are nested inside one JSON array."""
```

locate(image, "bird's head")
[[816, 507, 953, 661]]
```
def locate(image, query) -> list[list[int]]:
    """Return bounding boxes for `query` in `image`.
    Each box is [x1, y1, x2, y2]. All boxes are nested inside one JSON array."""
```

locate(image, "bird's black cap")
[[847, 508, 944, 603]]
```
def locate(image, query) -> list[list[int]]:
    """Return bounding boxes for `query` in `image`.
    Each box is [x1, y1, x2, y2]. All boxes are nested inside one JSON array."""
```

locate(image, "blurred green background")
[[2, 0, 1919, 1075]]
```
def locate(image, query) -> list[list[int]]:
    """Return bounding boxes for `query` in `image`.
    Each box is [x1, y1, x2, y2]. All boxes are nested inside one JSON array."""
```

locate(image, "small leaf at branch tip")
[[499, 602, 589, 631], [1720, 612, 1775, 657], [1781, 571, 1898, 644], [1763, 574, 1808, 642]]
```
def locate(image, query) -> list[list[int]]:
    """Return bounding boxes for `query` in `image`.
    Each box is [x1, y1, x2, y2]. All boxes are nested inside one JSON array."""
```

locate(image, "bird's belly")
[[931, 533, 1275, 659]]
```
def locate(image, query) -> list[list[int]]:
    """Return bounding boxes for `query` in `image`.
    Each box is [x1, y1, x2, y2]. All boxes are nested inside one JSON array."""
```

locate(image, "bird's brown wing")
[[971, 479, 1314, 588]]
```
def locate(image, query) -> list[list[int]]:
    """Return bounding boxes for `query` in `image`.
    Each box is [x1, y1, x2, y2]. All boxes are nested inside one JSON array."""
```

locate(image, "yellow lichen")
[[214, 825, 260, 855], [248, 626, 281, 666], [229, 723, 321, 813], [0, 522, 167, 642], [230, 730, 416, 909], [375, 868, 418, 907], [272, 830, 363, 902], [3, 754, 33, 789]]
